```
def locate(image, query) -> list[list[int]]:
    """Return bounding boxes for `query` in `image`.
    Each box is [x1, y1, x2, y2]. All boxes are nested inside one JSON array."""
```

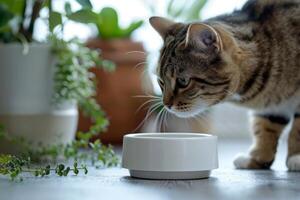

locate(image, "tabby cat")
[[150, 0, 300, 170]]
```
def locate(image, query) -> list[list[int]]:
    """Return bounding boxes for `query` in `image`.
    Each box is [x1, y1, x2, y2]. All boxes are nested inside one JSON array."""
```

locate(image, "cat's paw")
[[287, 154, 300, 171], [233, 154, 253, 169], [233, 153, 272, 169]]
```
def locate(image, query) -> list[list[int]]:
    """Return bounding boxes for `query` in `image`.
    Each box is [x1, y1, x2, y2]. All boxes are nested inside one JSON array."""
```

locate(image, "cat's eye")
[[177, 77, 190, 88]]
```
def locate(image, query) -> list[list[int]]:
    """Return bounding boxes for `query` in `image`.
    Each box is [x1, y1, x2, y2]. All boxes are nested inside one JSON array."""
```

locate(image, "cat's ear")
[[180, 23, 223, 52], [149, 16, 176, 38]]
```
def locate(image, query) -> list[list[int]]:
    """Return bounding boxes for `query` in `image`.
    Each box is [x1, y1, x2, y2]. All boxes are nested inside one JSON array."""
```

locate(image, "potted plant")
[[68, 6, 147, 144], [0, 0, 114, 149]]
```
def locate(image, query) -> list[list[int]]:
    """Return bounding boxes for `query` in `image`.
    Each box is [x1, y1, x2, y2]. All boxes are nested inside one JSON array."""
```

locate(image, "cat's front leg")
[[234, 113, 290, 169], [287, 113, 300, 171]]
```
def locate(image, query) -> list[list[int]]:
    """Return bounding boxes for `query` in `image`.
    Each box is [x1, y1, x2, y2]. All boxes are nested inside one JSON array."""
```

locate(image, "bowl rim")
[[124, 132, 217, 140]]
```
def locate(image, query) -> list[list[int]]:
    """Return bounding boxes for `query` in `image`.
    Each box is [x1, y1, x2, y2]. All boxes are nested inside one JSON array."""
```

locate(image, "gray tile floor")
[[1, 138, 300, 200]]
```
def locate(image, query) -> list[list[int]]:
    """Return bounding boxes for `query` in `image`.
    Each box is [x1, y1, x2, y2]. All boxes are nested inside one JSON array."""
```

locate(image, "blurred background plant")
[[146, 0, 208, 21], [0, 0, 119, 181], [70, 2, 147, 143], [68, 6, 143, 39]]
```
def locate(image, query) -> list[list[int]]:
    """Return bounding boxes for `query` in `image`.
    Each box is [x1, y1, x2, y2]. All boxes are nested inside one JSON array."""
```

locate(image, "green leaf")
[[75, 0, 92, 9], [95, 7, 143, 39], [84, 167, 88, 174], [74, 168, 79, 175], [63, 167, 70, 176], [42, 0, 50, 8], [98, 59, 115, 71], [49, 11, 62, 32], [167, 0, 175, 15], [167, 0, 186, 19], [0, 5, 14, 28], [121, 20, 143, 38], [0, 0, 25, 15], [184, 0, 207, 20], [58, 164, 65, 171], [64, 2, 72, 15], [97, 7, 119, 39], [67, 9, 98, 23]]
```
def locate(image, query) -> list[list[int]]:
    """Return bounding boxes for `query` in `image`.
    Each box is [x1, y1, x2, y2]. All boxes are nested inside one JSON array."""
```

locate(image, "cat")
[[149, 0, 300, 171]]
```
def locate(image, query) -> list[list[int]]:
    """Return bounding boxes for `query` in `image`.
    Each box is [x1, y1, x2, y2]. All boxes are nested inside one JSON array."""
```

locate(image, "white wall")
[[211, 103, 251, 138]]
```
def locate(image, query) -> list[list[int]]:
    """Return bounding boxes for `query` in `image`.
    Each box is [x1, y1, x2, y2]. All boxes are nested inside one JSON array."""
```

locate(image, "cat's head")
[[150, 16, 241, 118]]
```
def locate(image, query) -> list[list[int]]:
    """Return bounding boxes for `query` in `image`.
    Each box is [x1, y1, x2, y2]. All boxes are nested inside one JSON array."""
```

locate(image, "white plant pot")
[[0, 43, 78, 148]]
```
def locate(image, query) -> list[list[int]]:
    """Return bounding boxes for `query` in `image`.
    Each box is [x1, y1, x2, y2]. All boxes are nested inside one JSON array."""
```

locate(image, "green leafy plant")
[[50, 35, 115, 136], [68, 6, 144, 39], [0, 0, 116, 136], [0, 0, 119, 181], [0, 0, 45, 42]]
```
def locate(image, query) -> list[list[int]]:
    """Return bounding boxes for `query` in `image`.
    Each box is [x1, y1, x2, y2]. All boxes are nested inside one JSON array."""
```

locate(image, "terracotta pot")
[[78, 39, 148, 144]]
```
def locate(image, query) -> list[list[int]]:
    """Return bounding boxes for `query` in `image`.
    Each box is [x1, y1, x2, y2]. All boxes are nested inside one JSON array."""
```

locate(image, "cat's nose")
[[163, 96, 173, 109], [164, 102, 173, 109]]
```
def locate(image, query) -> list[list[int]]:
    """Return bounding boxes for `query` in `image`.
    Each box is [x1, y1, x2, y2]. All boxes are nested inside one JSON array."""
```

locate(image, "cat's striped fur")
[[150, 0, 300, 170]]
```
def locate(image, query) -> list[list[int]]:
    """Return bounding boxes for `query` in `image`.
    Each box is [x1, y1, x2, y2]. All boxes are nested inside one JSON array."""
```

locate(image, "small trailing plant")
[[0, 0, 120, 181], [0, 121, 119, 181], [50, 35, 115, 135], [0, 154, 88, 181]]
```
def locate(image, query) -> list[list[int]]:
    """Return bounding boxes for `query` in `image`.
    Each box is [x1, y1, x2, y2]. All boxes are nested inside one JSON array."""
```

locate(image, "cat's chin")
[[168, 107, 207, 118]]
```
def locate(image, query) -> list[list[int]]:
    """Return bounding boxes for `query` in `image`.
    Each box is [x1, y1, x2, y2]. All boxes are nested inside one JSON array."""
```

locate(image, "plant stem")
[[27, 0, 43, 41], [21, 167, 85, 173], [18, 0, 27, 38], [49, 0, 52, 12]]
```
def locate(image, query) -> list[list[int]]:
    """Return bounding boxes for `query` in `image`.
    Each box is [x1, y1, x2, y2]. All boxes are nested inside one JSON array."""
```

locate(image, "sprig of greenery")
[[0, 124, 119, 167], [50, 35, 115, 141], [0, 154, 30, 181], [0, 154, 88, 181], [51, 35, 115, 101], [0, 125, 119, 181]]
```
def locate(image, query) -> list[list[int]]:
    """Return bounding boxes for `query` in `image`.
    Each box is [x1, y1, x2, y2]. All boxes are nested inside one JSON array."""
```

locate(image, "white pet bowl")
[[122, 133, 218, 180]]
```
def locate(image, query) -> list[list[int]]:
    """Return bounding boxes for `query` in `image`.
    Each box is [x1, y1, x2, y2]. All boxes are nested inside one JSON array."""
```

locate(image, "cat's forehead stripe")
[[159, 35, 183, 78]]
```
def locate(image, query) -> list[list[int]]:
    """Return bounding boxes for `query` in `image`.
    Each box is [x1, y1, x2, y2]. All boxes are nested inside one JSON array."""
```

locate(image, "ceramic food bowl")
[[122, 133, 218, 180]]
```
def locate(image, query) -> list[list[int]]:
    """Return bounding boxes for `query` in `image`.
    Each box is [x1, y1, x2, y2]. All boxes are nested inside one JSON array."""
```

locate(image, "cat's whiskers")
[[164, 109, 171, 131], [133, 61, 148, 69], [224, 89, 235, 96], [135, 98, 161, 114], [154, 107, 165, 132], [125, 51, 146, 55], [131, 61, 153, 80], [158, 109, 164, 132], [133, 101, 163, 132], [194, 113, 211, 126], [133, 94, 161, 99], [161, 109, 166, 132], [162, 109, 169, 132]]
